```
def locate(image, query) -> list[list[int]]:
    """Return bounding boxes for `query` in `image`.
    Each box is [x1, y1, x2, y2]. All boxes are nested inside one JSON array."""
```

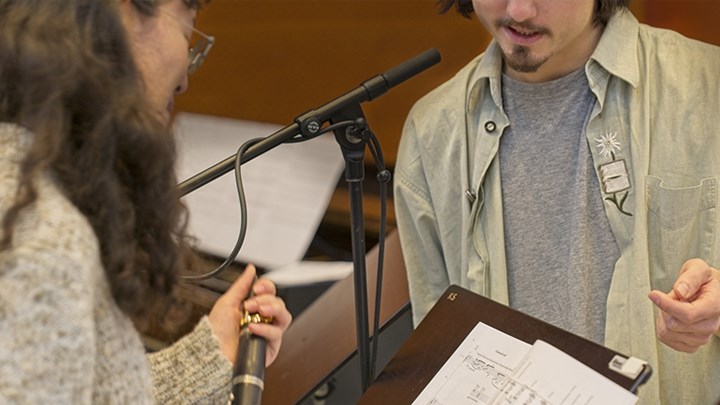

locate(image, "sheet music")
[[413, 322, 638, 405], [491, 340, 637, 405], [412, 322, 532, 405], [173, 112, 345, 270]]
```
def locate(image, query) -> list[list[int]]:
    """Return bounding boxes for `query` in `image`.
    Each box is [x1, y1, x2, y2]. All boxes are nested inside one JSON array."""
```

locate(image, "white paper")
[[174, 112, 345, 270], [412, 322, 532, 405], [263, 261, 354, 286], [413, 322, 638, 405], [491, 340, 638, 405]]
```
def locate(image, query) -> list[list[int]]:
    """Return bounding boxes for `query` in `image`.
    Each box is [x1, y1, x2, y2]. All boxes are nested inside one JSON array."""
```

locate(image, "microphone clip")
[[295, 110, 323, 139]]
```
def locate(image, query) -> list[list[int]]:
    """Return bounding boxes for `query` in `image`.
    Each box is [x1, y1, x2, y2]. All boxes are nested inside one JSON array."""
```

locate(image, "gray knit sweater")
[[0, 123, 233, 404]]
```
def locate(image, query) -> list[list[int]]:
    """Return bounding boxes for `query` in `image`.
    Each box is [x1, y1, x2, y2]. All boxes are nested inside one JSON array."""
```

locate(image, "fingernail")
[[677, 283, 689, 299]]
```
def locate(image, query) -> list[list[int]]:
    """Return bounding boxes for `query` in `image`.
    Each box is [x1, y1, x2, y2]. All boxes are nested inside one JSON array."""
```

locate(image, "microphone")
[[230, 310, 273, 405], [361, 48, 442, 102], [178, 48, 441, 197]]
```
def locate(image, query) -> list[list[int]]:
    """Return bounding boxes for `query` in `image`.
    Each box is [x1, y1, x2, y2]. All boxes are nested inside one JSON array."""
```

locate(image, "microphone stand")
[[178, 48, 440, 197], [329, 104, 372, 392], [178, 49, 441, 398]]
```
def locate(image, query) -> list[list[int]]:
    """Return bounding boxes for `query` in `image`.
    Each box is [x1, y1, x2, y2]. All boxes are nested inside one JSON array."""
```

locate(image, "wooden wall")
[[640, 0, 720, 45], [176, 1, 720, 167], [177, 1, 486, 167]]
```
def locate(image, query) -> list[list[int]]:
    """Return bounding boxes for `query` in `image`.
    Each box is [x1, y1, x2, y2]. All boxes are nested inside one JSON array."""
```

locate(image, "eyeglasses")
[[158, 8, 215, 75]]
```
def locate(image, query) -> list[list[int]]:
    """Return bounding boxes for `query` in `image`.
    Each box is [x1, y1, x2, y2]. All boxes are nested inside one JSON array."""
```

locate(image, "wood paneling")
[[176, 1, 489, 166], [176, 1, 720, 166], [636, 0, 720, 45]]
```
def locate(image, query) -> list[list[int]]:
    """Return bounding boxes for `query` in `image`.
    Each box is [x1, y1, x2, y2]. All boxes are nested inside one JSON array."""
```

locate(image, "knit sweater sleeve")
[[0, 251, 96, 404], [148, 316, 233, 404]]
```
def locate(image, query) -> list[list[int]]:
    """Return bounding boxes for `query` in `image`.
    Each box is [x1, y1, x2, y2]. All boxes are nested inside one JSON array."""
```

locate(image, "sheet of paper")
[[263, 261, 354, 286], [490, 340, 638, 405], [412, 322, 532, 405], [173, 112, 345, 270], [413, 321, 639, 405]]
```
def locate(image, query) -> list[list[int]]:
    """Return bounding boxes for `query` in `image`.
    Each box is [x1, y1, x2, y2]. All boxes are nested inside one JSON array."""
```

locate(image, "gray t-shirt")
[[499, 67, 620, 344]]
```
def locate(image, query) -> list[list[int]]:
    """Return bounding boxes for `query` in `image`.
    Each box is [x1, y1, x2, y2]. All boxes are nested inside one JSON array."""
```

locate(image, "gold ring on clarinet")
[[239, 311, 274, 329]]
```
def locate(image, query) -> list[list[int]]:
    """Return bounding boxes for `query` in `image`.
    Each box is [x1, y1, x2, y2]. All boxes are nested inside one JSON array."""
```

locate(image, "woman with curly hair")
[[0, 0, 291, 402]]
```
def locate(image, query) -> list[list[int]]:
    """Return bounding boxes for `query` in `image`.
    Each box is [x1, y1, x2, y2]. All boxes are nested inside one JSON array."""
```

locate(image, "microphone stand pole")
[[329, 104, 372, 392], [177, 48, 442, 397], [179, 113, 375, 392]]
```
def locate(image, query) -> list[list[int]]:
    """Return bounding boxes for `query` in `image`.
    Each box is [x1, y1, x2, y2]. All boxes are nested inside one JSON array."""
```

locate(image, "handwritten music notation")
[[412, 322, 531, 405], [412, 323, 638, 405], [462, 354, 510, 402], [492, 379, 550, 405]]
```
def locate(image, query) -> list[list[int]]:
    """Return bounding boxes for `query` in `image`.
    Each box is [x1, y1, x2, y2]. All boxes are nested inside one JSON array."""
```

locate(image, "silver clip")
[[465, 189, 477, 203]]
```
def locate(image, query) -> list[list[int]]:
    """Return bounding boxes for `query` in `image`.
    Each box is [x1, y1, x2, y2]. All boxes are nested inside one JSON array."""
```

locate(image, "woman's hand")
[[208, 264, 292, 366]]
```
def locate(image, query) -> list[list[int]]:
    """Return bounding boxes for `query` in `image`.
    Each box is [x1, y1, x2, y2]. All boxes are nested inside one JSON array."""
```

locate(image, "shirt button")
[[484, 121, 496, 133]]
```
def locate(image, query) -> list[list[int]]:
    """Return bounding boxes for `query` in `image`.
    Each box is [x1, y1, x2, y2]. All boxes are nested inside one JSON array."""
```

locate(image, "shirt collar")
[[588, 10, 640, 89], [466, 10, 641, 112], [467, 41, 505, 112]]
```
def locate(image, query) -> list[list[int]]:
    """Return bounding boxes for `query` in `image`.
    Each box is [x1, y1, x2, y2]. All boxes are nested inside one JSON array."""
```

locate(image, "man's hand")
[[648, 258, 720, 353]]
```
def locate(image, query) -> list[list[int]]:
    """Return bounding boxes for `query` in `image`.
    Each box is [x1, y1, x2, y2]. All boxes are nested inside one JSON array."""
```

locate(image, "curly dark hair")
[[437, 0, 630, 26], [0, 0, 208, 330]]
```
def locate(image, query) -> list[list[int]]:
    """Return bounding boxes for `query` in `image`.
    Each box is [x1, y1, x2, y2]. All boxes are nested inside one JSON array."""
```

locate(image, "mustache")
[[495, 18, 551, 36]]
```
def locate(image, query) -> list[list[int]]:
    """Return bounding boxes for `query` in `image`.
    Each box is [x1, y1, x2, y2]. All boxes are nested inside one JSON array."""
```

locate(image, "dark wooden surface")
[[358, 285, 650, 404], [263, 230, 410, 405]]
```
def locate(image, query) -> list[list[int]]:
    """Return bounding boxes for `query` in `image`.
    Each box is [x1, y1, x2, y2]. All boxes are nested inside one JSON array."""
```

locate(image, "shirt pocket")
[[646, 175, 717, 292]]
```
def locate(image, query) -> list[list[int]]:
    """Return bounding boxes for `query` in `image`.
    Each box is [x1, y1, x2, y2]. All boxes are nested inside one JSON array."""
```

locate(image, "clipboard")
[[358, 284, 652, 404]]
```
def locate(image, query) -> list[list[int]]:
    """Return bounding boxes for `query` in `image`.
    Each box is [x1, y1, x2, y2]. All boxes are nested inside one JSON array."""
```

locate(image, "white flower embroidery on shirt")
[[594, 131, 632, 216], [595, 131, 621, 159]]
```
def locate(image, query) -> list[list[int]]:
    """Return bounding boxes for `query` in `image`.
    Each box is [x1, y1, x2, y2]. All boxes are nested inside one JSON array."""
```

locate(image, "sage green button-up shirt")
[[395, 11, 720, 404]]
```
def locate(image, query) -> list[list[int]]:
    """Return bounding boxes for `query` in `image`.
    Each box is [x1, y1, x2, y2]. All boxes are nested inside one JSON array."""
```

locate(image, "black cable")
[[179, 118, 389, 397], [180, 119, 389, 387], [182, 120, 359, 281], [360, 123, 389, 382], [287, 117, 390, 382], [182, 137, 264, 281], [285, 116, 390, 382]]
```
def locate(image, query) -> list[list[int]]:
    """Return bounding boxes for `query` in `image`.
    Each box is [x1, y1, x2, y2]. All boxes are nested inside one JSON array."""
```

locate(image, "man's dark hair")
[[437, 0, 630, 26]]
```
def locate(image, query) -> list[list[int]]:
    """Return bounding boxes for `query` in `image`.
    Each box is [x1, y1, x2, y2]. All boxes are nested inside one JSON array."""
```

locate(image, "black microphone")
[[361, 48, 442, 101], [230, 313, 266, 405], [230, 280, 274, 405], [178, 48, 441, 197]]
